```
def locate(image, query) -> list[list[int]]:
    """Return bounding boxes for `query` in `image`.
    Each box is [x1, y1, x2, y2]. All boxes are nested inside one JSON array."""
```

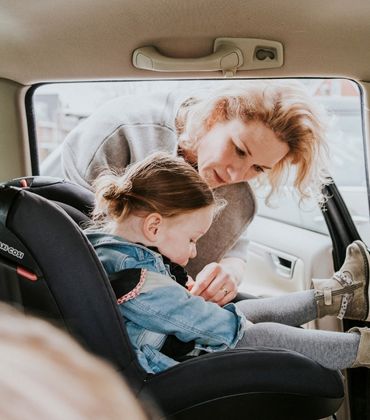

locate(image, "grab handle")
[[132, 44, 243, 76], [132, 38, 284, 77]]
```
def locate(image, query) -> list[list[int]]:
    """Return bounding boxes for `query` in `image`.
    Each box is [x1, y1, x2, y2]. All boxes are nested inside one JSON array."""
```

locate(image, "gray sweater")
[[62, 91, 256, 277]]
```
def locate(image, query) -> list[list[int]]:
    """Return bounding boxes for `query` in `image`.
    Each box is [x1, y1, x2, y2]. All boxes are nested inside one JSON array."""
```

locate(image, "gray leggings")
[[235, 290, 360, 370]]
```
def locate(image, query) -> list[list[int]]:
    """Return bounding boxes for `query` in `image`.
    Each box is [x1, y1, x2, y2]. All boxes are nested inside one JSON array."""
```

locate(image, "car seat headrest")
[[1, 176, 94, 225]]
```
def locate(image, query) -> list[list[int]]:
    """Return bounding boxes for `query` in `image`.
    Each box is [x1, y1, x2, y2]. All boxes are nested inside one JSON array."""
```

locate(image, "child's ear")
[[143, 213, 163, 242]]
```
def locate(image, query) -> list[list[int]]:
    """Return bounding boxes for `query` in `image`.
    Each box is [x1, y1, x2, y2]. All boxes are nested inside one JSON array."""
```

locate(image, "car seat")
[[0, 176, 344, 420]]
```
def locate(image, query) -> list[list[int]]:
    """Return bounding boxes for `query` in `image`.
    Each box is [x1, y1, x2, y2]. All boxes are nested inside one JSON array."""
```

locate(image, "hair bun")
[[120, 179, 132, 194], [102, 183, 117, 200], [102, 178, 133, 201]]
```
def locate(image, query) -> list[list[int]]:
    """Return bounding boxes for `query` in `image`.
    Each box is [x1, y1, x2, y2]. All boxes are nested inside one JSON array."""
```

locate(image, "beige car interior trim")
[[0, 79, 30, 181], [1, 1, 370, 84]]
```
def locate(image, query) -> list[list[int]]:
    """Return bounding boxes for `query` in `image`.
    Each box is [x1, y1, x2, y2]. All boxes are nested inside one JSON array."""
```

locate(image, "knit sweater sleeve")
[[61, 92, 181, 189]]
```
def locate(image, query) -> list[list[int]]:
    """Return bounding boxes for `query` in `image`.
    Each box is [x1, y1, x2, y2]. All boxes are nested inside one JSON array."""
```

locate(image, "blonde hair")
[[0, 304, 148, 420], [92, 152, 216, 228], [176, 80, 331, 204]]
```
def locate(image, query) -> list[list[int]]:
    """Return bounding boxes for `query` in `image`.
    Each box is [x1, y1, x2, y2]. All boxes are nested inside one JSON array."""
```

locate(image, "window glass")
[[255, 80, 369, 240], [33, 79, 369, 239]]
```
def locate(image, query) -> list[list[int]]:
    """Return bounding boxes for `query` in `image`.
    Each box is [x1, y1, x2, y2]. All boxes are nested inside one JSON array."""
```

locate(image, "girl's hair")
[[176, 80, 331, 204], [0, 303, 148, 420], [92, 152, 216, 228]]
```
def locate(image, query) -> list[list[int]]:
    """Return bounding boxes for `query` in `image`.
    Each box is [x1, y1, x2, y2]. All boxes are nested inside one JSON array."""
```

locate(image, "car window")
[[255, 80, 369, 240], [33, 79, 369, 240]]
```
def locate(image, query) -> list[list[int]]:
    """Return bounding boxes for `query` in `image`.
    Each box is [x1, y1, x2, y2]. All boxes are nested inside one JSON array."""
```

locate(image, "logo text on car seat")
[[0, 241, 24, 259]]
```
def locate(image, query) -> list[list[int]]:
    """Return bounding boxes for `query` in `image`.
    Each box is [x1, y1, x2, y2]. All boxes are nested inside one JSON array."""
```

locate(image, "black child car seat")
[[0, 177, 344, 420]]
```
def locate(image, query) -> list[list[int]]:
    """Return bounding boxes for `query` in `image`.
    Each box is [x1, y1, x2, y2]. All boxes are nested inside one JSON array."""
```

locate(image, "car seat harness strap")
[[109, 268, 196, 359]]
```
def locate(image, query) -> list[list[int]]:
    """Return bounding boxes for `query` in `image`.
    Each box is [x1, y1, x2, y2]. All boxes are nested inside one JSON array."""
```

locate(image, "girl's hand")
[[189, 262, 239, 306]]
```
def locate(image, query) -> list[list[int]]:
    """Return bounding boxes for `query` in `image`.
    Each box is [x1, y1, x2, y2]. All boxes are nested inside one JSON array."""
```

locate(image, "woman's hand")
[[189, 258, 246, 306]]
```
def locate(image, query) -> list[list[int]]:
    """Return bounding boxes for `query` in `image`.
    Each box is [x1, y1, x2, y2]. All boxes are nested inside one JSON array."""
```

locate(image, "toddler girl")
[[87, 152, 370, 374]]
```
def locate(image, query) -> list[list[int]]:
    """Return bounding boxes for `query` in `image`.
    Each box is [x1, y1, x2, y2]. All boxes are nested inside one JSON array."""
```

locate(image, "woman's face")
[[196, 119, 289, 188]]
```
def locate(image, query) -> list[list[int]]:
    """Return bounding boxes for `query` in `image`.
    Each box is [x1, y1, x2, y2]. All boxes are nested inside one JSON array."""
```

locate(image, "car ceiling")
[[1, 0, 370, 85]]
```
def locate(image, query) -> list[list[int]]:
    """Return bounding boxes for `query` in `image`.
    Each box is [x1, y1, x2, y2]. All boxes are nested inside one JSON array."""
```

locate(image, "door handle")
[[270, 253, 296, 279]]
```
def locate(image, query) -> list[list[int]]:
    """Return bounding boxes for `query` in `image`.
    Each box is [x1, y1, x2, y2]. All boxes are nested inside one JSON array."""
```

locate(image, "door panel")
[[239, 216, 333, 297]]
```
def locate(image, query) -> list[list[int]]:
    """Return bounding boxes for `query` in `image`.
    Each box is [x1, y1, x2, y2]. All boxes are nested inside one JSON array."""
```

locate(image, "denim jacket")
[[87, 232, 247, 374]]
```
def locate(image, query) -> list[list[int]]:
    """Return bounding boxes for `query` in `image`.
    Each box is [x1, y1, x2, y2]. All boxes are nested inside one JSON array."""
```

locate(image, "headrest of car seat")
[[1, 176, 94, 225]]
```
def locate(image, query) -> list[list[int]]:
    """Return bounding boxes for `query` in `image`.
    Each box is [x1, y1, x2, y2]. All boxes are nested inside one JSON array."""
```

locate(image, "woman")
[[62, 81, 330, 305]]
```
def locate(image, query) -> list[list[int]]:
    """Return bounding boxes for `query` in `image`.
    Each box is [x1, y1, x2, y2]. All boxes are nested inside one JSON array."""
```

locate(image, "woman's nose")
[[226, 164, 248, 183]]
